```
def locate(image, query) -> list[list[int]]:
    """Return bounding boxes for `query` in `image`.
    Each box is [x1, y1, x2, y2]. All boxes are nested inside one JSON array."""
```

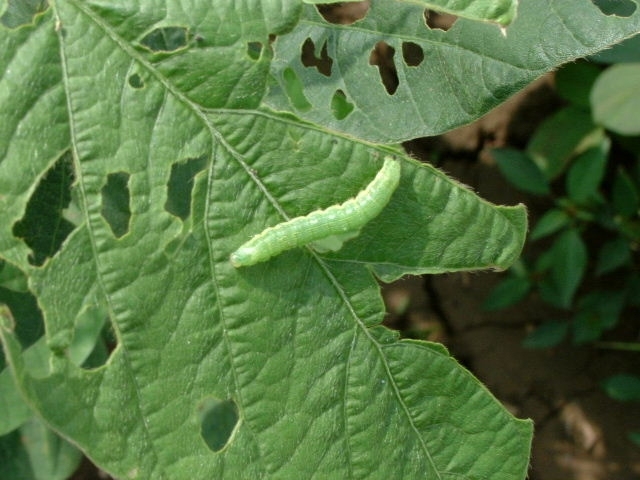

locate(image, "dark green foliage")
[[491, 54, 640, 349]]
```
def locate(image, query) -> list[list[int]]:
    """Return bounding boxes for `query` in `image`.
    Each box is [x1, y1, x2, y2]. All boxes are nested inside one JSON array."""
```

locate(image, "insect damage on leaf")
[[231, 156, 401, 267]]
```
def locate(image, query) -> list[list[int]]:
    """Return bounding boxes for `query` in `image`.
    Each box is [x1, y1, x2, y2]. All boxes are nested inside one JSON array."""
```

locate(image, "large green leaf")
[[10, 0, 636, 478], [304, 0, 518, 27], [268, 0, 640, 142]]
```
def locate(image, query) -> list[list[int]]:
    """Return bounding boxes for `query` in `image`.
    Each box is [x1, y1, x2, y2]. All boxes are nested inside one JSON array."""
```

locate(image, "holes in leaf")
[[369, 41, 398, 95], [424, 9, 458, 31], [0, 0, 49, 29], [198, 398, 239, 452], [282, 67, 312, 111], [592, 0, 636, 16], [165, 156, 209, 220], [331, 90, 354, 120], [0, 260, 28, 293], [0, 283, 44, 353], [140, 26, 189, 52], [301, 38, 333, 77], [128, 73, 144, 89], [402, 42, 424, 67], [100, 172, 131, 238], [12, 153, 75, 266], [68, 303, 113, 370], [247, 41, 263, 60], [315, 1, 369, 24]]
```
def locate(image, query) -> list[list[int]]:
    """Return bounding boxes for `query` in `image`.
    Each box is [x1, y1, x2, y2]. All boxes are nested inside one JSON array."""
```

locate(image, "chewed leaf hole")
[[140, 26, 189, 52], [301, 38, 333, 77], [0, 281, 44, 349], [101, 172, 131, 238], [424, 10, 458, 31], [402, 42, 424, 67], [247, 41, 263, 60], [12, 152, 74, 266], [128, 73, 144, 89], [369, 41, 398, 95], [592, 0, 636, 16], [198, 398, 239, 452], [165, 156, 209, 220], [69, 304, 113, 370], [316, 1, 369, 24], [283, 67, 312, 111], [331, 89, 354, 120], [0, 0, 49, 29]]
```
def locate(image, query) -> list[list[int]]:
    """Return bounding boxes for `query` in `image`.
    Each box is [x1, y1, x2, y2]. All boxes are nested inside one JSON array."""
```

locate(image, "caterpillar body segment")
[[230, 156, 401, 267]]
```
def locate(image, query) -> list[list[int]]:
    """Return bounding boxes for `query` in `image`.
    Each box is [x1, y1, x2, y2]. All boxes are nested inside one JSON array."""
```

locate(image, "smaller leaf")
[[595, 237, 631, 275], [537, 278, 566, 309], [601, 374, 640, 402], [523, 321, 569, 349], [549, 229, 588, 308], [527, 106, 597, 179], [483, 275, 531, 311], [566, 140, 609, 204], [530, 208, 570, 241], [572, 290, 625, 344], [579, 290, 625, 328], [591, 63, 640, 136], [612, 168, 640, 217], [535, 249, 570, 309], [554, 197, 598, 224], [492, 148, 550, 195], [555, 61, 602, 108], [572, 311, 605, 345], [534, 248, 555, 273], [629, 431, 640, 447]]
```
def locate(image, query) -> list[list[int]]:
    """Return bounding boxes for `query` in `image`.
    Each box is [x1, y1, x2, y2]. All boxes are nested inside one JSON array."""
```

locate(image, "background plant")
[[1, 0, 639, 479], [485, 23, 640, 447], [487, 42, 640, 347]]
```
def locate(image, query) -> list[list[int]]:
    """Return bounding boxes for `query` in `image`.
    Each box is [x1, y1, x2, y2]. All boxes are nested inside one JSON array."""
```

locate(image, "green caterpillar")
[[231, 156, 401, 267]]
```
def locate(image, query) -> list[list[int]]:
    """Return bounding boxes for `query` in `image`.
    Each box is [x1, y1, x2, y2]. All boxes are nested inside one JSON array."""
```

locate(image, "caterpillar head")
[[230, 245, 260, 267]]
